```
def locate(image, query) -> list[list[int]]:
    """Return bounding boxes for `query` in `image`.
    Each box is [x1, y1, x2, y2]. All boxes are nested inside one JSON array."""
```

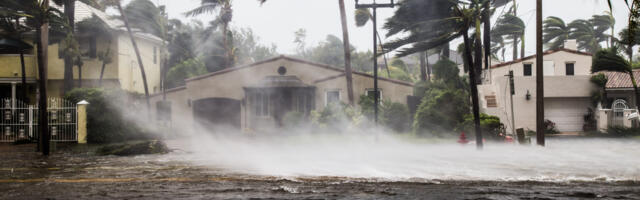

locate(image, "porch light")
[[526, 90, 531, 101]]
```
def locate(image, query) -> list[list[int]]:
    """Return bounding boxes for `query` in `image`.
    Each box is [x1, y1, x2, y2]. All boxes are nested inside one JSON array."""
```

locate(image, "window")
[[366, 89, 382, 101], [326, 90, 340, 105], [565, 63, 575, 76], [485, 95, 497, 108], [543, 61, 555, 76], [252, 92, 270, 117], [523, 64, 532, 76], [153, 46, 157, 64]]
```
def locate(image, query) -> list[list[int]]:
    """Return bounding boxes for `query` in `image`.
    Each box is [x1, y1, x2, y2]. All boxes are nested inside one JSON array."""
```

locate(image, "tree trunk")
[[419, 51, 427, 82], [462, 28, 483, 150], [77, 56, 82, 88], [20, 52, 27, 100], [426, 54, 432, 81], [338, 0, 354, 105], [520, 33, 525, 58], [474, 29, 483, 85], [536, 0, 545, 146], [63, 0, 76, 94], [483, 1, 491, 69], [99, 40, 112, 87], [512, 36, 518, 61], [38, 0, 51, 156], [442, 43, 450, 59], [117, 2, 151, 119]]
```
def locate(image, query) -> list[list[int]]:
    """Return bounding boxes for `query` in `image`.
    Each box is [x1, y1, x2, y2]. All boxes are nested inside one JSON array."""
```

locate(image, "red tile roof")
[[490, 48, 592, 68], [604, 70, 640, 89]]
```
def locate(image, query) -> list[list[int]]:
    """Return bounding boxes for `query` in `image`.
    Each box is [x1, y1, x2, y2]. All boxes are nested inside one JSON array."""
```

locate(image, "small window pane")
[[565, 63, 574, 76], [523, 64, 532, 76], [327, 91, 340, 104]]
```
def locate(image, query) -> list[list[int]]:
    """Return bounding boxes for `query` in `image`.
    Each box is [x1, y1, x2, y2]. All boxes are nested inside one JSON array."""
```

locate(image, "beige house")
[[478, 41, 597, 133], [150, 55, 414, 131], [0, 1, 163, 101]]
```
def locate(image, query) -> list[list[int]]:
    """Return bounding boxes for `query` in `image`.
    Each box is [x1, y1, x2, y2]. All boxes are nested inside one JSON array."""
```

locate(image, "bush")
[[65, 88, 152, 144], [604, 126, 640, 137], [380, 101, 411, 132], [311, 102, 361, 129], [456, 113, 504, 140], [413, 87, 470, 136], [282, 111, 306, 128]]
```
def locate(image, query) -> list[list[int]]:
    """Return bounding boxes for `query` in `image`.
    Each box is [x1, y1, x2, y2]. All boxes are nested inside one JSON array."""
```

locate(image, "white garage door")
[[545, 98, 591, 132]]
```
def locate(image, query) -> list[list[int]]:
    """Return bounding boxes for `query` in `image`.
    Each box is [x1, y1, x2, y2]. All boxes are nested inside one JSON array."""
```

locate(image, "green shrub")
[[358, 94, 375, 120], [604, 126, 640, 137], [65, 88, 152, 144], [380, 101, 411, 132], [413, 87, 470, 136], [456, 113, 504, 140], [544, 119, 560, 134]]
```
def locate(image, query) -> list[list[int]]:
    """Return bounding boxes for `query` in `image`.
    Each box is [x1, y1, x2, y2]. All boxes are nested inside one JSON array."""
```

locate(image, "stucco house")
[[593, 70, 640, 130], [477, 40, 597, 134], [150, 55, 414, 132], [0, 1, 163, 102]]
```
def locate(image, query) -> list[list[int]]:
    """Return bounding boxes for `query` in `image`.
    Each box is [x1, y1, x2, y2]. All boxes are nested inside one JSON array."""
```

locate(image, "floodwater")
[[1, 135, 640, 199]]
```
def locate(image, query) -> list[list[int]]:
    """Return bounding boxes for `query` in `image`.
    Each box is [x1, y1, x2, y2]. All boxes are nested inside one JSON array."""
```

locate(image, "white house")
[[477, 40, 597, 134]]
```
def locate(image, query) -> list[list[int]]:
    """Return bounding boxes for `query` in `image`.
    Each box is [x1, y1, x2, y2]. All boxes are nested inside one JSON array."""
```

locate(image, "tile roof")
[[604, 70, 640, 89]]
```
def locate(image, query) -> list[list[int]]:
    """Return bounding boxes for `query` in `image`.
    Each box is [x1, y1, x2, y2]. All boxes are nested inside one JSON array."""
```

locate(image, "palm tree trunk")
[[536, 0, 545, 146], [63, 0, 76, 94], [338, 0, 354, 105], [20, 52, 27, 100], [117, 2, 151, 119], [442, 43, 450, 59], [463, 27, 483, 150], [512, 36, 518, 61], [223, 22, 230, 68], [520, 33, 525, 58], [419, 51, 427, 81], [38, 0, 51, 156], [483, 1, 491, 69], [426, 55, 432, 81], [99, 40, 112, 87]]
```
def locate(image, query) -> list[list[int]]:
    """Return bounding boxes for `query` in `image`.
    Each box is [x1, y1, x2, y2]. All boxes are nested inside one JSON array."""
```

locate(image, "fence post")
[[77, 100, 89, 144]]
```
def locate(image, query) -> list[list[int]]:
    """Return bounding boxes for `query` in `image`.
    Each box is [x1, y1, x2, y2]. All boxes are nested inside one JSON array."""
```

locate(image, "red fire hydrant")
[[458, 132, 469, 144]]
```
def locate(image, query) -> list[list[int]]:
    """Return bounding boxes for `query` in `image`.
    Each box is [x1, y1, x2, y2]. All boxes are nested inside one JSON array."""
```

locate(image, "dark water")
[[1, 143, 639, 199]]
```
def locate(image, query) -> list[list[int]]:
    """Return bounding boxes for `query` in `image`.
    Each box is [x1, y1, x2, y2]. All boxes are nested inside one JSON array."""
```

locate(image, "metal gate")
[[0, 98, 77, 142]]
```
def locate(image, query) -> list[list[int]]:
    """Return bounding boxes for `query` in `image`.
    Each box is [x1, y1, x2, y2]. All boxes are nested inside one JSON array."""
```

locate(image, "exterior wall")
[[149, 88, 191, 130], [479, 51, 597, 133], [117, 33, 162, 95], [0, 54, 37, 80], [154, 57, 414, 131]]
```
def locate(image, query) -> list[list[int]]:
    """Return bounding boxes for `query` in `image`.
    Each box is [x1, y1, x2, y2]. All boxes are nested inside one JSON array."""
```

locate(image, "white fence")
[[0, 98, 77, 142]]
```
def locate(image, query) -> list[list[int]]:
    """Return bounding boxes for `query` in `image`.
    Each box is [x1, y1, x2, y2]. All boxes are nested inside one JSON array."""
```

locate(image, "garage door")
[[544, 98, 590, 132]]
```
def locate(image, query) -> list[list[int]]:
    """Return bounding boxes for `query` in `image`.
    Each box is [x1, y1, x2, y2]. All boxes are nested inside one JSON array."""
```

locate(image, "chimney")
[[564, 39, 577, 51]]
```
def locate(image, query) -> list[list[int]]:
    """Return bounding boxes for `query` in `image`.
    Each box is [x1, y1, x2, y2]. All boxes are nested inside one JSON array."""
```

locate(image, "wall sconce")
[[526, 90, 531, 101]]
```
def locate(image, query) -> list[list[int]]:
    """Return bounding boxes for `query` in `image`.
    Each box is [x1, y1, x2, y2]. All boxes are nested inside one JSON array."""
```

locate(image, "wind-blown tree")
[[592, 14, 616, 48], [592, 47, 640, 109], [493, 13, 525, 60], [0, 0, 66, 155], [338, 0, 354, 105], [354, 7, 392, 78], [186, 0, 234, 68], [103, 0, 152, 117], [543, 16, 570, 50], [618, 27, 640, 60], [568, 19, 605, 54], [383, 0, 504, 148]]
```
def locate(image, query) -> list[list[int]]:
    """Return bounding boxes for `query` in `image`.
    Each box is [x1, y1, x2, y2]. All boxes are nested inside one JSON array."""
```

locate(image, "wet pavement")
[[1, 143, 640, 199]]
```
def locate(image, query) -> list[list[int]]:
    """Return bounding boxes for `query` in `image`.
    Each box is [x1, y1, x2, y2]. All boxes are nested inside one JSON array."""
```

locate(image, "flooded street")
[[1, 137, 640, 199]]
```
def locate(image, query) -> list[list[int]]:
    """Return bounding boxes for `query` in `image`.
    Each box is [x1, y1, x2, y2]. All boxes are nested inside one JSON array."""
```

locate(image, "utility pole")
[[536, 0, 545, 146], [507, 70, 516, 141], [355, 0, 394, 125]]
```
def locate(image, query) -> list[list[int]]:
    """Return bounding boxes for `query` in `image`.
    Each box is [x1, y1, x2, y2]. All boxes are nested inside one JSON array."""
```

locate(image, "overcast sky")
[[140, 0, 630, 59]]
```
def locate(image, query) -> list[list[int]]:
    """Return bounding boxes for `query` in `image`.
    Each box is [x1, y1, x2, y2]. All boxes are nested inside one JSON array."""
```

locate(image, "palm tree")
[[592, 14, 615, 48], [543, 16, 570, 50], [1, 0, 63, 155], [493, 13, 525, 60], [354, 8, 391, 78], [568, 19, 603, 54], [186, 0, 233, 68], [76, 15, 112, 86], [122, 0, 170, 100], [592, 47, 640, 109], [338, 0, 354, 105], [383, 0, 495, 149], [103, 0, 152, 117]]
